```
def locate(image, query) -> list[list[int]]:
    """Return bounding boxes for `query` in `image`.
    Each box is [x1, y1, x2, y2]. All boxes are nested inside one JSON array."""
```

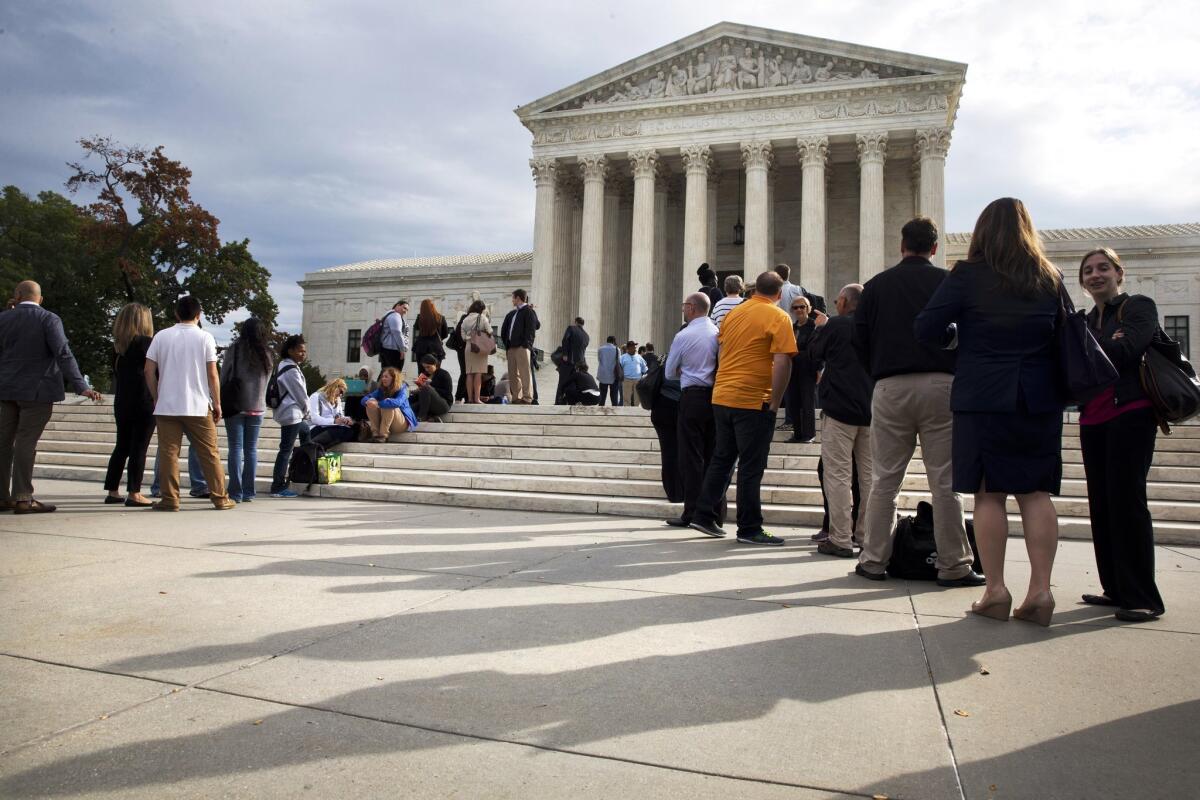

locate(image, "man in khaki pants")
[[851, 217, 980, 585], [144, 295, 233, 512], [500, 289, 539, 404]]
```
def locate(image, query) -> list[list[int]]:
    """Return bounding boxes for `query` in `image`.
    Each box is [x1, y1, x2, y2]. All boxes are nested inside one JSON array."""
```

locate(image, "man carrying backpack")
[[379, 299, 410, 375]]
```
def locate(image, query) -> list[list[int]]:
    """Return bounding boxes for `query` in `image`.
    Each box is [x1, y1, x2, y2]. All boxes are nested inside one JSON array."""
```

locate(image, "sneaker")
[[189, 489, 211, 499], [270, 489, 299, 498], [810, 529, 830, 543], [688, 519, 727, 538], [212, 498, 236, 510], [855, 564, 887, 581], [664, 517, 690, 528], [737, 531, 785, 546], [817, 541, 854, 558], [241, 497, 254, 503]]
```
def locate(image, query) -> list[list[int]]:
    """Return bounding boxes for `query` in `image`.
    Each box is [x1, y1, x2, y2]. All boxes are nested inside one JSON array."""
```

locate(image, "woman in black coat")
[[103, 303, 156, 507], [916, 197, 1064, 627], [1077, 247, 1165, 622], [411, 298, 449, 366], [786, 294, 820, 442]]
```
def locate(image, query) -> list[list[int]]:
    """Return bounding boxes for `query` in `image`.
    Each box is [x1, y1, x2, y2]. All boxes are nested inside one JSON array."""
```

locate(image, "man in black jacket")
[[556, 317, 589, 404], [501, 289, 539, 404], [810, 284, 873, 558], [852, 217, 978, 584]]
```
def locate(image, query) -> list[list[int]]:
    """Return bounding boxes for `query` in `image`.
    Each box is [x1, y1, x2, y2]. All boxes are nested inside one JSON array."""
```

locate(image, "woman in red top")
[[1078, 247, 1164, 622]]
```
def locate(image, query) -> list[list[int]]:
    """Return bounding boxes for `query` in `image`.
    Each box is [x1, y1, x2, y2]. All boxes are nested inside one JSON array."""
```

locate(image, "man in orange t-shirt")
[[689, 271, 797, 545]]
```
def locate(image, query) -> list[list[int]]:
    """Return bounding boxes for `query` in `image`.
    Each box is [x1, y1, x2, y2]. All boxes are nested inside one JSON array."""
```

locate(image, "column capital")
[[856, 132, 889, 166], [530, 157, 558, 187], [915, 127, 952, 159], [740, 140, 774, 171], [681, 144, 712, 175], [797, 136, 829, 168], [629, 149, 659, 179], [578, 153, 609, 183]]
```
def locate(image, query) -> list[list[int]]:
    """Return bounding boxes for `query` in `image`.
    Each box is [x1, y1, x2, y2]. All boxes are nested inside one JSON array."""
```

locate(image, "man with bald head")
[[0, 281, 101, 513], [664, 291, 725, 529]]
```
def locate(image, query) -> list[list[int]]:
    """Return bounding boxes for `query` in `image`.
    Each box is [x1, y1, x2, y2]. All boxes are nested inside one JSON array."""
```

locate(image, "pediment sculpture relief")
[[554, 37, 923, 111]]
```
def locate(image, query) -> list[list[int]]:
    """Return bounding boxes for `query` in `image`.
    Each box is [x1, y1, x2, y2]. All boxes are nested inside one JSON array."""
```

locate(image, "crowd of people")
[[0, 197, 1172, 625]]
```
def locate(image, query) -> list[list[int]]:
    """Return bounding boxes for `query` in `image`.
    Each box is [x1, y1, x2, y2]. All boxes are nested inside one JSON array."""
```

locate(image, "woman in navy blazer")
[[915, 198, 1064, 627]]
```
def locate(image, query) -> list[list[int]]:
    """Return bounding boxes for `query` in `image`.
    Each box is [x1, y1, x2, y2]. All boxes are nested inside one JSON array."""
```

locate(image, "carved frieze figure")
[[714, 42, 738, 91], [688, 50, 713, 94], [860, 66, 878, 79], [789, 56, 813, 84], [814, 61, 834, 81], [666, 61, 688, 96], [737, 46, 760, 89], [764, 49, 784, 87], [647, 70, 667, 98]]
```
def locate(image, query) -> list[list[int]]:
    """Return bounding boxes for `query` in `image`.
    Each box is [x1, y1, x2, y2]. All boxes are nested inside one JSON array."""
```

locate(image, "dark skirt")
[[952, 410, 1062, 494]]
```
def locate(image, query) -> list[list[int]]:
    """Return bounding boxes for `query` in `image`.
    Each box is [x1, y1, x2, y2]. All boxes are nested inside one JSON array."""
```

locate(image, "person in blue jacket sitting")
[[361, 366, 418, 442]]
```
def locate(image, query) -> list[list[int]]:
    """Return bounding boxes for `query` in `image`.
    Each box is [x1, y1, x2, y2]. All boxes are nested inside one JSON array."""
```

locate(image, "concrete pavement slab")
[[0, 688, 845, 799], [0, 656, 171, 754], [203, 579, 961, 798], [913, 614, 1200, 800]]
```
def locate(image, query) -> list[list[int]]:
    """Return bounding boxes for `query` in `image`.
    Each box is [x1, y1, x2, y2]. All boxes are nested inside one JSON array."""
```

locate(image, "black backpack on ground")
[[886, 501, 983, 580], [287, 441, 326, 490]]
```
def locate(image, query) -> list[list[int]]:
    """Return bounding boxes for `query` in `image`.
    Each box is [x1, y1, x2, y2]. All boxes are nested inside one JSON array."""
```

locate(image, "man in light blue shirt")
[[619, 342, 647, 407], [664, 292, 725, 528], [379, 299, 410, 374], [596, 336, 621, 406]]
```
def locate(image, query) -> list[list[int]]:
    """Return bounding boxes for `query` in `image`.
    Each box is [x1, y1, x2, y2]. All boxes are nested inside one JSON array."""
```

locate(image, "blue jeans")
[[225, 414, 263, 501], [151, 435, 207, 496], [271, 421, 310, 493]]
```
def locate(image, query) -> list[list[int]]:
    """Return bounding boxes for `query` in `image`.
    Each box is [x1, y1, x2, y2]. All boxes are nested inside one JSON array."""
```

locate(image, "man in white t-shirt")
[[144, 295, 233, 511]]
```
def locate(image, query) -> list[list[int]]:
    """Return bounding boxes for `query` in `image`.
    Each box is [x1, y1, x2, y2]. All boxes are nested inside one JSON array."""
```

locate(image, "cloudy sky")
[[3, 1, 1197, 338]]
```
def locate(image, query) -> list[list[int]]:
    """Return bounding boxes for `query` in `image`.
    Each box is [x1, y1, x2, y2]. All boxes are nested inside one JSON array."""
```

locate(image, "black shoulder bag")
[[220, 345, 244, 418]]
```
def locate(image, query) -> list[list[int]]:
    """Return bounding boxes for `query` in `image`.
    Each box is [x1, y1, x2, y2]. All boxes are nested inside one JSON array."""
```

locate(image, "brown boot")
[[14, 499, 56, 514]]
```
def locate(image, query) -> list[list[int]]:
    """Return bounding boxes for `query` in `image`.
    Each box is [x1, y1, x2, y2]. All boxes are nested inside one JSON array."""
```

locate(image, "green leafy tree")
[[0, 186, 118, 389], [66, 136, 277, 329]]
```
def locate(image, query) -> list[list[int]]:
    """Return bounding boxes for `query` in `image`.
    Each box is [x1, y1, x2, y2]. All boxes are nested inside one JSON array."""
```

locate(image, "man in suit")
[[855, 217, 979, 585], [0, 280, 100, 513], [501, 289, 539, 404], [556, 317, 589, 404]]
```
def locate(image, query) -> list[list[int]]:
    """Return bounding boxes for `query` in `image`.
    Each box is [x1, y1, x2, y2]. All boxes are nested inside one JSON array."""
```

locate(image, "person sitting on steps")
[[361, 366, 417, 442]]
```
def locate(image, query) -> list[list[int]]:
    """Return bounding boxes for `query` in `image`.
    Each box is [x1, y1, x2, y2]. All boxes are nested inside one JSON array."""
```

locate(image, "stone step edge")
[[31, 464, 1200, 546]]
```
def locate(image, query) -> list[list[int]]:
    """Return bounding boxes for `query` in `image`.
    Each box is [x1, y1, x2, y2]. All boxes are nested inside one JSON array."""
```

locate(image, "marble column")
[[797, 136, 828, 299], [706, 164, 719, 267], [652, 171, 670, 350], [916, 127, 951, 267], [616, 188, 633, 341], [856, 131, 888, 283], [577, 154, 607, 343], [529, 157, 558, 317], [681, 144, 711, 303], [741, 140, 774, 280], [549, 174, 580, 343], [601, 177, 623, 340], [766, 164, 777, 267], [627, 149, 659, 344]]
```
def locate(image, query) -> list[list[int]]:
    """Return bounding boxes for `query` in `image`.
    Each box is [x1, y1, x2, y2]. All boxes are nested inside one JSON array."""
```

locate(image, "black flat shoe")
[[104, 495, 124, 504], [1115, 608, 1162, 623], [124, 497, 153, 507], [937, 571, 987, 588], [1081, 593, 1118, 606]]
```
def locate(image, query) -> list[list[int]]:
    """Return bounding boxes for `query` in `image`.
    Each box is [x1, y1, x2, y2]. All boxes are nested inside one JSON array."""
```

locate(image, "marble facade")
[[516, 22, 966, 351]]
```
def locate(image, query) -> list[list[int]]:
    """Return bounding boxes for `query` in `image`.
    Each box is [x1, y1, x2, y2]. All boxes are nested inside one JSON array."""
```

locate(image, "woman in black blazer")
[[1077, 247, 1165, 622], [916, 197, 1064, 627], [103, 303, 156, 507]]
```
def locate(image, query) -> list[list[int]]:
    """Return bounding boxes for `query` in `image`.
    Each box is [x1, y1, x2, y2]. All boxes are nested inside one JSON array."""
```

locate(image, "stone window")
[[346, 329, 362, 362], [1164, 315, 1189, 357]]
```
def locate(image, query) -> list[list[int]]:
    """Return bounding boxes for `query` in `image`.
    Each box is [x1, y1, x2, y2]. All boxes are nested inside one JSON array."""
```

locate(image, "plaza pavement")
[[1, 478, 1197, 799]]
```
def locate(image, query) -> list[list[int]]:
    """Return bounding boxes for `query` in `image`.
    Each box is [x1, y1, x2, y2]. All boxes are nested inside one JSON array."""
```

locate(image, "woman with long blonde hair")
[[308, 377, 357, 446], [104, 303, 156, 506], [916, 198, 1064, 627]]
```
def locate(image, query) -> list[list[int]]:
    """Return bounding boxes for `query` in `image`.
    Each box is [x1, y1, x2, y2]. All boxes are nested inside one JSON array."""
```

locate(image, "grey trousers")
[[0, 400, 54, 502], [858, 373, 973, 579], [821, 415, 874, 550]]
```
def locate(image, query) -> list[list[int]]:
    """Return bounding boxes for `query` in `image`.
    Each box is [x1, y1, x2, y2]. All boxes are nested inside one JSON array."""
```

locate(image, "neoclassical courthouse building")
[[300, 23, 1198, 379]]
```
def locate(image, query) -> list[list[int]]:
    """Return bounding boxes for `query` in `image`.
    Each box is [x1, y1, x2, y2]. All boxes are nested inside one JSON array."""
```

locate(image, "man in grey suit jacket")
[[0, 281, 100, 513]]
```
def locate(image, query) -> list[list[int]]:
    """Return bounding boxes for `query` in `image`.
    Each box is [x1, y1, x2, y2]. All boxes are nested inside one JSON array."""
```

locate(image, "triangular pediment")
[[516, 22, 966, 118]]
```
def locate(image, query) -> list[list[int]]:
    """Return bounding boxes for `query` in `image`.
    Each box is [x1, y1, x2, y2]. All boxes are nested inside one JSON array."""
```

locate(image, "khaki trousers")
[[623, 379, 640, 407], [506, 346, 533, 403], [858, 373, 972, 579], [821, 415, 874, 550], [0, 400, 54, 502], [156, 414, 228, 508], [366, 405, 409, 439]]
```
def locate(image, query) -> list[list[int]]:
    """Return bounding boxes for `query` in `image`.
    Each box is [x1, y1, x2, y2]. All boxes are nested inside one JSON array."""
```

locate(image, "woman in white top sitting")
[[308, 378, 357, 446]]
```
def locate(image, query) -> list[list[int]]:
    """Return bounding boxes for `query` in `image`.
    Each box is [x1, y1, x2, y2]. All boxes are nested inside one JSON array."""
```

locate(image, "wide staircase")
[[34, 399, 1200, 545]]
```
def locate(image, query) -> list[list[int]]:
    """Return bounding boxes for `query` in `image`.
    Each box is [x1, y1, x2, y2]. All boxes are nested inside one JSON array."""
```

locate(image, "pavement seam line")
[[184, 682, 884, 800], [907, 590, 967, 800]]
